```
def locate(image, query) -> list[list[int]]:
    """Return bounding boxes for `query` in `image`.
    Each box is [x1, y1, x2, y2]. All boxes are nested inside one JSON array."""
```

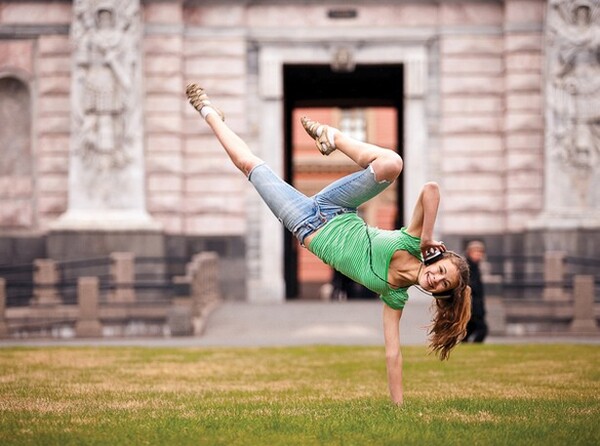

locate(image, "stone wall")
[[37, 33, 71, 228], [144, 1, 185, 234], [143, 1, 250, 237], [438, 0, 545, 235], [0, 0, 597, 302], [0, 2, 72, 229], [0, 0, 549, 239], [503, 0, 545, 232]]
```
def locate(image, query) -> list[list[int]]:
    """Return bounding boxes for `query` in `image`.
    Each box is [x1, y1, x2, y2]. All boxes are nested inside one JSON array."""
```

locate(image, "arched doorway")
[[0, 75, 33, 229], [283, 64, 404, 299]]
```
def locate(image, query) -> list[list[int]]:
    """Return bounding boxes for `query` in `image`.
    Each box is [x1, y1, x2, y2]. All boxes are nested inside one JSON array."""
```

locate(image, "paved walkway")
[[1, 297, 598, 348]]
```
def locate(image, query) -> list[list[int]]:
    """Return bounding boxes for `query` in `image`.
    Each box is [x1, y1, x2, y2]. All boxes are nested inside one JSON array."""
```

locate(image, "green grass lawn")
[[0, 344, 598, 445]]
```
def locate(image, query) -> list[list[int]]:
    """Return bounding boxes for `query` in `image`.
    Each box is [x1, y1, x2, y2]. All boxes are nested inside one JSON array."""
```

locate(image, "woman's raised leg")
[[186, 83, 318, 243], [186, 83, 262, 176], [204, 114, 263, 176]]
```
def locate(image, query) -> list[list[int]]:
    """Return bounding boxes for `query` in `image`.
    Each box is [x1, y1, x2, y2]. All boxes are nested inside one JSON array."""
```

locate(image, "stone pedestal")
[[108, 252, 135, 303], [75, 276, 102, 337], [31, 259, 61, 306], [51, 0, 164, 264], [543, 251, 567, 301], [570, 275, 599, 334]]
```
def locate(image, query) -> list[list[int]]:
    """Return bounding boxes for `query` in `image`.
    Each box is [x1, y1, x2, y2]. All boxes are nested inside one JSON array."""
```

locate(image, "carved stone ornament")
[[546, 0, 600, 208], [72, 0, 140, 169], [66, 0, 147, 216], [331, 46, 356, 73]]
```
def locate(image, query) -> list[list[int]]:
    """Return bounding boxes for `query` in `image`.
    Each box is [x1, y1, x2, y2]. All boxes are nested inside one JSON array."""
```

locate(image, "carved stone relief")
[[546, 0, 600, 209], [70, 0, 143, 209]]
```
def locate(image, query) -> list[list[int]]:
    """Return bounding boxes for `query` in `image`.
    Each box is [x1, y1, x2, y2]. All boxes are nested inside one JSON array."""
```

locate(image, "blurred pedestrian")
[[464, 240, 488, 343]]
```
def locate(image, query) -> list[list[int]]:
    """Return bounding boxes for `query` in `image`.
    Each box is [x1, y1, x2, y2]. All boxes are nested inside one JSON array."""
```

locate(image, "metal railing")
[[0, 263, 35, 307], [0, 252, 598, 306], [0, 252, 221, 339], [485, 254, 600, 301], [0, 255, 190, 307]]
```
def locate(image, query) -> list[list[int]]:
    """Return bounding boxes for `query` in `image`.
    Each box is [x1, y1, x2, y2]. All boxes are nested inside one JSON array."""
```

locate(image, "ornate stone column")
[[53, 0, 158, 231], [49, 0, 163, 262], [527, 0, 600, 257], [537, 0, 600, 228]]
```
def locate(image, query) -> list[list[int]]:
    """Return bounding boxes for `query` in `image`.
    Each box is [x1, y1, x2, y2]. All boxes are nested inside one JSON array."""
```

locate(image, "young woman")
[[186, 83, 472, 405]]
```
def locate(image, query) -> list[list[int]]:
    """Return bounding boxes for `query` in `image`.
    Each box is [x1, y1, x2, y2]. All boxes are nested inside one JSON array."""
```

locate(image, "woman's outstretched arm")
[[405, 182, 446, 256], [383, 304, 404, 405]]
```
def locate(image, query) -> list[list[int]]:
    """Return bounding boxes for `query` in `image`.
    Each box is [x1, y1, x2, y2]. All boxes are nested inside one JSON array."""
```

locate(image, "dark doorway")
[[283, 64, 404, 299]]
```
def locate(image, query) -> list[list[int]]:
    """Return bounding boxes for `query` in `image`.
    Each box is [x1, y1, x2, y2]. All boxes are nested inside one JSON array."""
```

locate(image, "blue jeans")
[[248, 163, 391, 245]]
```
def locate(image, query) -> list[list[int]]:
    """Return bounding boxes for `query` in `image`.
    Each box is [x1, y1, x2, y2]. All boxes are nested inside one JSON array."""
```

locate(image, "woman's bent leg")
[[333, 132, 403, 183], [301, 116, 403, 183], [187, 85, 318, 242], [314, 165, 392, 213]]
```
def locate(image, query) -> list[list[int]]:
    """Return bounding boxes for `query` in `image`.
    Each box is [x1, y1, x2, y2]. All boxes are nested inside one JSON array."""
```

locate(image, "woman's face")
[[419, 258, 460, 294]]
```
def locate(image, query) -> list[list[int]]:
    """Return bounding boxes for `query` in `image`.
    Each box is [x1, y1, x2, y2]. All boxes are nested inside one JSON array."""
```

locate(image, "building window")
[[339, 108, 367, 142]]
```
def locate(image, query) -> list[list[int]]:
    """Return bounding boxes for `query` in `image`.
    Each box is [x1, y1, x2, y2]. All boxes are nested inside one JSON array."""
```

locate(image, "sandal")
[[186, 83, 225, 121], [300, 116, 336, 156]]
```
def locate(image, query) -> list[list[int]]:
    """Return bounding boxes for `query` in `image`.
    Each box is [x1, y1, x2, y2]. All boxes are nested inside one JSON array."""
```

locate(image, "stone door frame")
[[247, 38, 431, 303]]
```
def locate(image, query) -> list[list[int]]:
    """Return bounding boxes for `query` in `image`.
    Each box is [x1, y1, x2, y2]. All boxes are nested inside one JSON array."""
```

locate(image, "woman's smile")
[[426, 272, 434, 289]]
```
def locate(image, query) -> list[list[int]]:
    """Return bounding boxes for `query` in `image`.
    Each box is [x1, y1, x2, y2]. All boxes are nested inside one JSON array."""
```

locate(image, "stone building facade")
[[0, 0, 598, 302]]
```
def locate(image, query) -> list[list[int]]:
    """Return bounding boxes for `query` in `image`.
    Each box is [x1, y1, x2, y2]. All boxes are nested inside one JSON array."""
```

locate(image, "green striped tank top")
[[308, 213, 422, 310]]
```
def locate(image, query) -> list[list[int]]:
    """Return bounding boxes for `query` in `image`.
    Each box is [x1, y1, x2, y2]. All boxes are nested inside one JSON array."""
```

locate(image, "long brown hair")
[[427, 251, 472, 360]]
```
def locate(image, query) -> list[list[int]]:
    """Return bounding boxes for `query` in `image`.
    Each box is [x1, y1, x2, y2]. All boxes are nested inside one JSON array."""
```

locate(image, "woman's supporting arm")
[[383, 304, 404, 405], [405, 182, 446, 256]]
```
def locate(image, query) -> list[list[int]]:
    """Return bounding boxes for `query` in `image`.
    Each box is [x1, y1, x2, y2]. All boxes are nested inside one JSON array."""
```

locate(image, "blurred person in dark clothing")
[[464, 240, 488, 343]]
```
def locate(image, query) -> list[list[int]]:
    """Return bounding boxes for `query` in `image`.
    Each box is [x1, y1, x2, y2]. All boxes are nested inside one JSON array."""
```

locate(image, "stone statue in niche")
[[547, 0, 600, 207], [72, 0, 139, 173], [56, 0, 154, 228]]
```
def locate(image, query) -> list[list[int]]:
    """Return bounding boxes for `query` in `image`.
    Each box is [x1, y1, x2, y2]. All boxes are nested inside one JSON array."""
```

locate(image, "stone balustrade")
[[0, 252, 221, 338], [0, 251, 597, 338], [489, 251, 599, 336]]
